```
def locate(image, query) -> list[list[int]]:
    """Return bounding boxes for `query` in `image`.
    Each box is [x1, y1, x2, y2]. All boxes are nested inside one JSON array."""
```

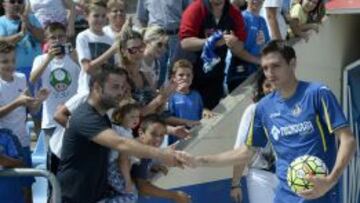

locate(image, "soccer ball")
[[287, 155, 328, 193]]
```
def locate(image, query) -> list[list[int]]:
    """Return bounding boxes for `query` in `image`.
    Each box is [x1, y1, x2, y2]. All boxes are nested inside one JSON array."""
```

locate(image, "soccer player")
[[189, 40, 356, 203]]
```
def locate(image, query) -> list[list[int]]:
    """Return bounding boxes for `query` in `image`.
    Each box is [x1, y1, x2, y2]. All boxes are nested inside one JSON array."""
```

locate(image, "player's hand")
[[297, 175, 335, 199], [172, 191, 192, 203], [160, 148, 189, 168], [230, 187, 242, 203]]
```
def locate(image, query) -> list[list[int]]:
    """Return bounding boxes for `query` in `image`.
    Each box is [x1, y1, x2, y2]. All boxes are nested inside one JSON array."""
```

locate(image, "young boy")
[[131, 115, 191, 203], [0, 41, 49, 202], [0, 0, 45, 135], [30, 22, 80, 137], [75, 0, 118, 94], [167, 59, 213, 145]]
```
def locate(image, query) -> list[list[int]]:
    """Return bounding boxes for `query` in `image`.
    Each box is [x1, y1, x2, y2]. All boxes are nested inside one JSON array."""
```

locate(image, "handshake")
[[159, 148, 205, 169]]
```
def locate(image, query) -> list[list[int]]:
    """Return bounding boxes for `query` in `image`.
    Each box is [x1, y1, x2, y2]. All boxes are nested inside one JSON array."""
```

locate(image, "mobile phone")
[[54, 43, 73, 55]]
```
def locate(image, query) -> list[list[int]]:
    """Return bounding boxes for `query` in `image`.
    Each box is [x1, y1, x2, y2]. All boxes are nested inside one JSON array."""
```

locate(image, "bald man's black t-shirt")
[[57, 102, 111, 203]]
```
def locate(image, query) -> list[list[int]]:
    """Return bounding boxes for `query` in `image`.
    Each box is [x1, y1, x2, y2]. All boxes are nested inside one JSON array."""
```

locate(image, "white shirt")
[[234, 103, 273, 170], [261, 0, 288, 40], [110, 125, 134, 163], [103, 25, 116, 41], [0, 73, 28, 147], [75, 29, 114, 94], [32, 54, 80, 129], [49, 92, 89, 158]]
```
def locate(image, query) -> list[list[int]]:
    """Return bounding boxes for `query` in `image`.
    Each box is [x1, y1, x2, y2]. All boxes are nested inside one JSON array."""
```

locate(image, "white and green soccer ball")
[[287, 155, 328, 193]]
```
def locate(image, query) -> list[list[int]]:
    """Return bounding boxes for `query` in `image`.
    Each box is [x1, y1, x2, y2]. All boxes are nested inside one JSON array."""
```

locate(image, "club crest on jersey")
[[292, 104, 302, 117]]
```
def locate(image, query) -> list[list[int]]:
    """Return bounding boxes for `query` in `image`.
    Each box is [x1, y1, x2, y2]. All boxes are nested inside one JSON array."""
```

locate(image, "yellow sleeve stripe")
[[246, 114, 255, 146], [316, 115, 328, 152], [321, 98, 334, 133], [264, 127, 269, 139]]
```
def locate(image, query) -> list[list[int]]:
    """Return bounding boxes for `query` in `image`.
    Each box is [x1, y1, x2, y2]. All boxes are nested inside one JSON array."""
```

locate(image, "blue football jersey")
[[245, 81, 348, 203]]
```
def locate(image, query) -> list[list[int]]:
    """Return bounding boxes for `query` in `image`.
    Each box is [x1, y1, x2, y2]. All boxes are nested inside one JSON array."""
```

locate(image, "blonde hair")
[[172, 59, 194, 76], [117, 17, 143, 64], [107, 0, 126, 10], [142, 25, 167, 43]]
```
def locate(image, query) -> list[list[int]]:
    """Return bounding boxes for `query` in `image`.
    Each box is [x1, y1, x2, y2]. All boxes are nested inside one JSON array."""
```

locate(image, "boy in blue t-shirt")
[[166, 60, 205, 145], [191, 40, 356, 203], [0, 129, 26, 203], [131, 115, 191, 203]]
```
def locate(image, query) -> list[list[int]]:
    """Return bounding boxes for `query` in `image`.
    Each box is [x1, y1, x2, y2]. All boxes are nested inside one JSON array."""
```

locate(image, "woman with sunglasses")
[[118, 19, 174, 116], [142, 25, 169, 90]]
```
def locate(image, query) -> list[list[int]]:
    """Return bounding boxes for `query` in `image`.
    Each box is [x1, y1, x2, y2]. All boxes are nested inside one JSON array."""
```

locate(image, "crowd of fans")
[[0, 0, 325, 202]]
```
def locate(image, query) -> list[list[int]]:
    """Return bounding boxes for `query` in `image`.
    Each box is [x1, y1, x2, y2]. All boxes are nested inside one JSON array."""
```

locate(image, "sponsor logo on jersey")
[[271, 121, 314, 141]]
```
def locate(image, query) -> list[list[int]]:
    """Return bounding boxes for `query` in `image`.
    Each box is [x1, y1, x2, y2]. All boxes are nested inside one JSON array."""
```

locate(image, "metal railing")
[[0, 168, 61, 203]]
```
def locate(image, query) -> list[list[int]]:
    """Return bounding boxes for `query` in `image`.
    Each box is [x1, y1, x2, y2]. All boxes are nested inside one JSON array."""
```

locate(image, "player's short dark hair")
[[261, 40, 296, 63], [0, 41, 15, 54], [139, 114, 166, 132], [89, 64, 127, 89]]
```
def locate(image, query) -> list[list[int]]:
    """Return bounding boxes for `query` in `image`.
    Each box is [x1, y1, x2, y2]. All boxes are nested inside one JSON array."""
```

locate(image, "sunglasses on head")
[[6, 0, 23, 4], [127, 45, 145, 54]]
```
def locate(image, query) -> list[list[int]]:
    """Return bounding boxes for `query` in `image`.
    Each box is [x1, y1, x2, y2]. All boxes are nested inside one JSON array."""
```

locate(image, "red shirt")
[[179, 0, 246, 41]]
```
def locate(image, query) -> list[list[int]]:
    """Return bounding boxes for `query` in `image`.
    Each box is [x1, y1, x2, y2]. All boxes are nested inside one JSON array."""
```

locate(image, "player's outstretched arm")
[[299, 127, 356, 199], [193, 145, 255, 167]]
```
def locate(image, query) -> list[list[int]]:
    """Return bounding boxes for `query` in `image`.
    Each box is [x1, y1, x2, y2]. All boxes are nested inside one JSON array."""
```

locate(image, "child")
[[0, 0, 43, 80], [30, 22, 80, 137], [0, 0, 44, 136], [0, 129, 26, 203], [166, 59, 210, 145], [288, 0, 322, 40], [131, 115, 191, 203], [110, 103, 141, 197], [76, 0, 118, 94], [0, 41, 49, 202], [103, 0, 126, 41]]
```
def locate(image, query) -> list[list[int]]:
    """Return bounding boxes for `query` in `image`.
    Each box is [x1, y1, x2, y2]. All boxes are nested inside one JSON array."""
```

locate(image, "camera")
[[53, 43, 73, 55]]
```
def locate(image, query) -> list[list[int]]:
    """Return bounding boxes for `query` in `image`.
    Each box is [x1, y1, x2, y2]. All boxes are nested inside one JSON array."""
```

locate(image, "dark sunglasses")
[[6, 0, 23, 4], [127, 45, 145, 54]]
